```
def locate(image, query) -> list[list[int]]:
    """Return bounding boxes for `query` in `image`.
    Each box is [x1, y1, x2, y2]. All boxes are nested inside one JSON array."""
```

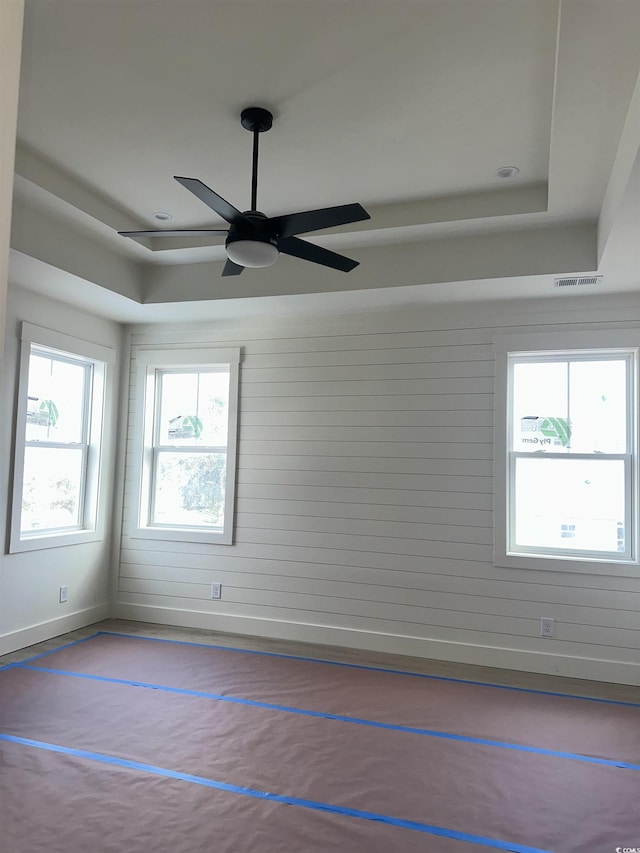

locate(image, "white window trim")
[[131, 347, 240, 545], [494, 329, 639, 577], [9, 322, 114, 553]]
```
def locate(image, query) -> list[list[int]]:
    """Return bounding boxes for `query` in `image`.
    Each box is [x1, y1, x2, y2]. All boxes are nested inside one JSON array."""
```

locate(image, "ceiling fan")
[[119, 107, 370, 276]]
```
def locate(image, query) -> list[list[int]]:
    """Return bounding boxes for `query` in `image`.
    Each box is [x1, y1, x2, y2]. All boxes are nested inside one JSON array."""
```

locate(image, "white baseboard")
[[113, 602, 640, 686], [0, 603, 110, 657]]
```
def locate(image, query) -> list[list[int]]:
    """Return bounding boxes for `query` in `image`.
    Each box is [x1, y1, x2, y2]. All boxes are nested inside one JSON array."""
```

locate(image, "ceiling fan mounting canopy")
[[119, 106, 370, 276], [240, 106, 273, 133]]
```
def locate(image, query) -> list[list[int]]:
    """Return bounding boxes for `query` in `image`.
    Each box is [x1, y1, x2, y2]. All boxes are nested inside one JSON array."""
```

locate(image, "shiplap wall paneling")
[[116, 299, 640, 683]]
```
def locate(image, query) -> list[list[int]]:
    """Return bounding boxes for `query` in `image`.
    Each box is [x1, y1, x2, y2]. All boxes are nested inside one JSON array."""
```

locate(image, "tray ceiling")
[[9, 0, 640, 321]]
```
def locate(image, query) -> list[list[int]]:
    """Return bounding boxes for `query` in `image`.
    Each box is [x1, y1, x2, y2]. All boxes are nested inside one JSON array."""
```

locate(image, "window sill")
[[494, 550, 639, 577], [131, 526, 233, 546], [9, 529, 103, 554]]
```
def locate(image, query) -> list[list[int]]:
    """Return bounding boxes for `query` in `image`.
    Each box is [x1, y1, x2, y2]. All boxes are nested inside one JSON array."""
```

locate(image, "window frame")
[[494, 329, 639, 576], [9, 323, 113, 553], [131, 347, 240, 545]]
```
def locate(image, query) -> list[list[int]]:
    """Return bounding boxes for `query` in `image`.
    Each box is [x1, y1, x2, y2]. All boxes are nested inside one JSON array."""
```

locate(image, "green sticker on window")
[[539, 417, 571, 446]]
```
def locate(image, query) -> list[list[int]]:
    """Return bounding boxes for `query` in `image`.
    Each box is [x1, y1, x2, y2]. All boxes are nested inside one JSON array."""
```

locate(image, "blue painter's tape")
[[19, 663, 640, 772], [0, 633, 102, 671], [95, 631, 640, 709], [0, 732, 553, 853]]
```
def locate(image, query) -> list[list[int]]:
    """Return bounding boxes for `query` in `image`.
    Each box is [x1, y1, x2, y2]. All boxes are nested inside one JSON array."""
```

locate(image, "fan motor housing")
[[225, 211, 279, 268], [225, 211, 278, 249]]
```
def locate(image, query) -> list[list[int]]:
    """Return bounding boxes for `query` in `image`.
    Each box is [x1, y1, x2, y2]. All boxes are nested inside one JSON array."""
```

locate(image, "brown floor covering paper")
[[26, 632, 640, 763], [2, 740, 500, 853], [1, 632, 638, 852]]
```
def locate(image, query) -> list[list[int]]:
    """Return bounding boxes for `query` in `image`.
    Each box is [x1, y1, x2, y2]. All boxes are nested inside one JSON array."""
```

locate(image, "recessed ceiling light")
[[153, 211, 172, 221], [495, 166, 520, 179]]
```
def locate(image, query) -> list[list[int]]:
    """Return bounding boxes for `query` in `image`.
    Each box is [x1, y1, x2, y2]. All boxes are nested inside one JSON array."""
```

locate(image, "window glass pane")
[[513, 457, 626, 554], [512, 362, 570, 453], [152, 451, 226, 527], [569, 360, 627, 453], [20, 446, 84, 533], [26, 352, 87, 443], [159, 371, 229, 446]]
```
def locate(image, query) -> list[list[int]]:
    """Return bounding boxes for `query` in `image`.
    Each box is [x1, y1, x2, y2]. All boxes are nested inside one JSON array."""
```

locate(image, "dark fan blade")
[[269, 203, 370, 239], [174, 177, 254, 226], [118, 229, 228, 238], [222, 258, 244, 277], [279, 236, 359, 272]]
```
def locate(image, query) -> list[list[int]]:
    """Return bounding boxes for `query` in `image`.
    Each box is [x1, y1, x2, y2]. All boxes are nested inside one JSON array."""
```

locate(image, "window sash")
[[153, 366, 229, 449], [508, 351, 632, 457], [507, 451, 632, 561], [148, 446, 228, 529], [21, 351, 93, 535], [20, 444, 89, 535]]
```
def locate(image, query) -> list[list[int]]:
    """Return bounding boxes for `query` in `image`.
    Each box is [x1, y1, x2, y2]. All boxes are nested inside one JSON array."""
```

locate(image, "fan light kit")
[[120, 107, 370, 276], [226, 237, 279, 268]]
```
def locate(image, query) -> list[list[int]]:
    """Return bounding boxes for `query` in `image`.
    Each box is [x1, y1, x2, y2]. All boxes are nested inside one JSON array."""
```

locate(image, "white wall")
[[116, 291, 640, 685], [0, 1, 24, 365], [0, 284, 123, 654]]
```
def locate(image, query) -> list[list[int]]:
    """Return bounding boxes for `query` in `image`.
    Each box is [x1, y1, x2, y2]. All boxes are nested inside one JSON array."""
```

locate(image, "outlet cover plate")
[[211, 583, 222, 600], [540, 617, 555, 637]]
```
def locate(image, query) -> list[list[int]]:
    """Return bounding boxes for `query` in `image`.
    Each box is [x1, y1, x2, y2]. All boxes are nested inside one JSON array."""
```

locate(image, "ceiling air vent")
[[553, 275, 602, 289]]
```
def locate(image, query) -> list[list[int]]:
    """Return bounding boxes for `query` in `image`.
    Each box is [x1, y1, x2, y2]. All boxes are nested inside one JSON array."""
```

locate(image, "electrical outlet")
[[210, 582, 222, 600], [540, 617, 555, 638], [59, 586, 69, 604]]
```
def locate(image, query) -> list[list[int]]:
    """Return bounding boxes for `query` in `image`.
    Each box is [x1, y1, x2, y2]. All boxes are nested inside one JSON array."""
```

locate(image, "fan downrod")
[[241, 107, 273, 133]]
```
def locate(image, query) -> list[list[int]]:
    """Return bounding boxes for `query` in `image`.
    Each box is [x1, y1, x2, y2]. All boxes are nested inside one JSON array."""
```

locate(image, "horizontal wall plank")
[[241, 344, 494, 368], [241, 377, 493, 397], [134, 327, 494, 352], [241, 361, 493, 383], [234, 527, 494, 561], [238, 395, 493, 412], [237, 441, 493, 460], [236, 455, 494, 477], [238, 409, 494, 428], [235, 498, 493, 527], [235, 512, 493, 546], [236, 468, 493, 493], [238, 425, 494, 444]]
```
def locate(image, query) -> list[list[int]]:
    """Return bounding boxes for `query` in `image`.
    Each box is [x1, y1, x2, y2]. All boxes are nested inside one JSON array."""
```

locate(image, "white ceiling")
[[9, 0, 640, 323]]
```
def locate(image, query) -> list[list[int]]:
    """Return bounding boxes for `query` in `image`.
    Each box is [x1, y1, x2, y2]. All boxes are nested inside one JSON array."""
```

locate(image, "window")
[[494, 330, 639, 575], [132, 348, 240, 544], [10, 323, 113, 552]]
